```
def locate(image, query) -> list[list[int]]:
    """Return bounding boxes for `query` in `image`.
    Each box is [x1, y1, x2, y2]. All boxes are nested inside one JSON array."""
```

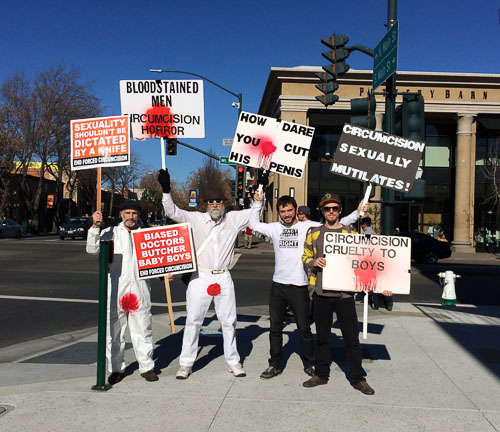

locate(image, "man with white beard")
[[158, 168, 252, 379]]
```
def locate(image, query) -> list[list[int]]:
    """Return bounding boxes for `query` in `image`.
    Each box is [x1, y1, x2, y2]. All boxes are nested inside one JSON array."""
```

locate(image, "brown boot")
[[141, 370, 159, 382], [352, 380, 375, 395], [303, 375, 328, 388]]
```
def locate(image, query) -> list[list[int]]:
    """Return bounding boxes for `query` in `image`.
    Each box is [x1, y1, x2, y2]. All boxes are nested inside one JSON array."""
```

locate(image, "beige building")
[[258, 67, 500, 253]]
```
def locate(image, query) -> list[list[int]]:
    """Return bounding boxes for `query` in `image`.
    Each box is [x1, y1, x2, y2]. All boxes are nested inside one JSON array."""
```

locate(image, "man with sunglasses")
[[302, 193, 374, 395], [250, 191, 365, 380], [158, 168, 251, 380]]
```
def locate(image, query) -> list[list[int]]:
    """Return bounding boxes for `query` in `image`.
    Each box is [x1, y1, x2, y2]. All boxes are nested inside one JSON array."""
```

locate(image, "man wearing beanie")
[[86, 200, 163, 385]]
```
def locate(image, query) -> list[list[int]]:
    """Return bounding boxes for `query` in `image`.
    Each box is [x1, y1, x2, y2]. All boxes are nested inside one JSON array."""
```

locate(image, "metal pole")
[[92, 240, 110, 391], [381, 0, 397, 235]]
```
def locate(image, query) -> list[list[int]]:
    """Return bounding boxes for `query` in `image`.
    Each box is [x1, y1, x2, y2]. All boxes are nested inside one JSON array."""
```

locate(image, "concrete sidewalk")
[[1, 302, 499, 432]]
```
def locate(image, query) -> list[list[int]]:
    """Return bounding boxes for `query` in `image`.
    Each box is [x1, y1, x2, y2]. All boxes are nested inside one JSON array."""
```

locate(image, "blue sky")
[[2, 0, 499, 183]]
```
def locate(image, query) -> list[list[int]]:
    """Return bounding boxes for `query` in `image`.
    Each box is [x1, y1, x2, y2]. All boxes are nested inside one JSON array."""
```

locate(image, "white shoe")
[[228, 363, 246, 377], [176, 365, 192, 380]]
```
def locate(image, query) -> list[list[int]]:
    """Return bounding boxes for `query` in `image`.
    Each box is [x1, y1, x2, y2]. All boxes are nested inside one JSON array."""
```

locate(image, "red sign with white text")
[[70, 115, 130, 171], [132, 223, 196, 280]]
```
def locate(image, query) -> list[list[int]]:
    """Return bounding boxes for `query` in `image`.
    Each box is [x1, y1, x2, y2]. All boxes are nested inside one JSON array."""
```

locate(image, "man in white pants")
[[158, 168, 251, 379], [86, 200, 163, 384]]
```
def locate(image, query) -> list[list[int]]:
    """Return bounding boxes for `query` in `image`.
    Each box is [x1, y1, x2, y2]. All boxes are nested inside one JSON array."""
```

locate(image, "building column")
[[452, 113, 476, 253]]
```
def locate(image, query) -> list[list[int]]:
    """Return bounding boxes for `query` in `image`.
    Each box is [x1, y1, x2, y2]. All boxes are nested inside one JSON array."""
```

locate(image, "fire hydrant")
[[438, 271, 461, 306]]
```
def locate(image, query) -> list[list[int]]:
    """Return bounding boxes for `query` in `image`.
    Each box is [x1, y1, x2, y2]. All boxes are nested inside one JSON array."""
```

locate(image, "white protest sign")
[[120, 80, 205, 140], [131, 223, 196, 280], [322, 232, 411, 294], [70, 115, 130, 171], [330, 123, 425, 192], [229, 111, 315, 179]]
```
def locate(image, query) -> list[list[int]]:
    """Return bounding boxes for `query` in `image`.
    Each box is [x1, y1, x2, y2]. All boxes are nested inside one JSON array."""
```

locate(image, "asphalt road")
[[0, 236, 499, 350], [0, 236, 273, 349]]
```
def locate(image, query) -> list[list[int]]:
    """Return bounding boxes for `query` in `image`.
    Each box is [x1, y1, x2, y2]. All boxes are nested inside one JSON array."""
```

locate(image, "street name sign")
[[222, 138, 233, 146], [219, 156, 235, 165], [373, 20, 398, 90]]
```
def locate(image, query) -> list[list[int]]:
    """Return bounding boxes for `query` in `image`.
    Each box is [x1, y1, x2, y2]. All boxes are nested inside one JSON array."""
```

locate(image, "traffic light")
[[230, 179, 236, 198], [350, 92, 376, 129], [236, 166, 244, 199], [394, 104, 402, 136], [402, 94, 425, 141], [166, 138, 177, 156], [315, 71, 339, 106], [315, 34, 350, 106]]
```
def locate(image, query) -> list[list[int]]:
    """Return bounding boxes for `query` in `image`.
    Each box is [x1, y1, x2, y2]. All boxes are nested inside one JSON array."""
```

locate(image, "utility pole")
[[381, 0, 397, 235]]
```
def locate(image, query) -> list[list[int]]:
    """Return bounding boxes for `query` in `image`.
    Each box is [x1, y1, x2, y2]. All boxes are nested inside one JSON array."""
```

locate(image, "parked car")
[[59, 217, 92, 240], [149, 219, 165, 227], [397, 231, 452, 264], [0, 219, 22, 239]]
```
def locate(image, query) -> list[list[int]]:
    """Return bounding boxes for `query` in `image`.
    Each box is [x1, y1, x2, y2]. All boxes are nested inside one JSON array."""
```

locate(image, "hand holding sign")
[[256, 169, 270, 194], [158, 169, 171, 193], [92, 211, 103, 228]]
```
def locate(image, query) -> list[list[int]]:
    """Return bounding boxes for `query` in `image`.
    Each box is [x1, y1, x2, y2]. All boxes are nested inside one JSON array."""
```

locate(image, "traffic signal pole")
[[381, 0, 397, 235]]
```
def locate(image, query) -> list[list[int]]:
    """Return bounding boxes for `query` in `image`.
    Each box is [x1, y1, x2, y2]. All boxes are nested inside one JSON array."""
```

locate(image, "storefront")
[[258, 67, 500, 252]]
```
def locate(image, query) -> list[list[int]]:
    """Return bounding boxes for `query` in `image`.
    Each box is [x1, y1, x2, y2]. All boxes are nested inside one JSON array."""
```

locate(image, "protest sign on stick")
[[229, 111, 315, 179], [322, 232, 411, 294], [132, 223, 196, 280], [70, 115, 130, 171], [71, 115, 131, 217], [120, 80, 205, 141], [330, 123, 425, 192], [322, 232, 411, 339], [132, 222, 197, 334]]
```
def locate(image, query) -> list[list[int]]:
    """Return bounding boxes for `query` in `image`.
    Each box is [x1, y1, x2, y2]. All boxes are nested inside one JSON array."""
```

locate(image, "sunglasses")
[[207, 199, 223, 205], [323, 205, 340, 212]]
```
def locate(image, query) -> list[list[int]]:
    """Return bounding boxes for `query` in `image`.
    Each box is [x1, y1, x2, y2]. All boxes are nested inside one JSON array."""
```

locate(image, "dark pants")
[[268, 281, 314, 369], [371, 293, 393, 309], [312, 294, 366, 385]]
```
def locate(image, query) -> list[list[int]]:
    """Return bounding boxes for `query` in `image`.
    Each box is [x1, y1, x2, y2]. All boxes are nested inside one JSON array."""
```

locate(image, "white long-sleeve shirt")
[[248, 201, 359, 285], [162, 193, 252, 271]]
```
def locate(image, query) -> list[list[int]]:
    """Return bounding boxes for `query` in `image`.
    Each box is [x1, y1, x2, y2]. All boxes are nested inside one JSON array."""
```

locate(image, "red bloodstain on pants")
[[207, 283, 221, 296], [120, 293, 140, 312]]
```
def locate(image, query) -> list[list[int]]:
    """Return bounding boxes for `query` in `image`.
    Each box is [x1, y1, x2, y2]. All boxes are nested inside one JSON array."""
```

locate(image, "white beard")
[[209, 207, 225, 221]]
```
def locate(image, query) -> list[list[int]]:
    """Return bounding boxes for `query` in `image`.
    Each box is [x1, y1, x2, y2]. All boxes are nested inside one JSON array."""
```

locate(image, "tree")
[[0, 65, 101, 231], [184, 156, 233, 212], [102, 151, 147, 216], [139, 172, 162, 219]]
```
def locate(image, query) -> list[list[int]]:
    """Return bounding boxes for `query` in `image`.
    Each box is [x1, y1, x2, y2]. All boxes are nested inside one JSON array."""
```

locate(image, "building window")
[[422, 124, 453, 168]]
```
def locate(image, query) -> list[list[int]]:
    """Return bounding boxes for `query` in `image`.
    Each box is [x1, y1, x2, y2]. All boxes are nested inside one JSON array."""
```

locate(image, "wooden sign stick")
[[96, 167, 102, 212], [163, 276, 176, 334], [363, 293, 369, 340]]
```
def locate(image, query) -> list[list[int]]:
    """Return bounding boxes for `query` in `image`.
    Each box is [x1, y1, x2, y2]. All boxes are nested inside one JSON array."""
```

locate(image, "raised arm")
[[248, 191, 274, 237], [339, 199, 368, 226], [158, 169, 200, 224], [86, 211, 103, 255]]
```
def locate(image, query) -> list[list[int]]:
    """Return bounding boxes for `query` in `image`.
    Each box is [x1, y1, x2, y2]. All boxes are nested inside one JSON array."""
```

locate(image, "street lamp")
[[149, 69, 242, 115]]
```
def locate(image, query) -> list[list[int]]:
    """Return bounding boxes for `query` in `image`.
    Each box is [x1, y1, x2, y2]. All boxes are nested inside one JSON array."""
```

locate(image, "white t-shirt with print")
[[249, 202, 358, 285]]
